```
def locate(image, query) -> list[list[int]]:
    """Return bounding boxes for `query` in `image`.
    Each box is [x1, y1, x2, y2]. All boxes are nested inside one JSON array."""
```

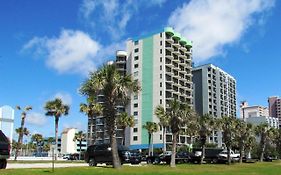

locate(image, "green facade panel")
[[141, 36, 153, 145]]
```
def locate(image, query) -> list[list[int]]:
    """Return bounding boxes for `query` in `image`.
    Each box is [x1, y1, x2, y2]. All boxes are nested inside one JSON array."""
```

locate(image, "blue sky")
[[0, 0, 280, 139]]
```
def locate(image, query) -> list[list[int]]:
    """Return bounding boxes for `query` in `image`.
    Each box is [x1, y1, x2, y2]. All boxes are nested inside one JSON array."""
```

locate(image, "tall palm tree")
[[44, 98, 69, 160], [255, 123, 275, 162], [235, 120, 254, 163], [142, 121, 159, 156], [218, 116, 237, 165], [156, 98, 194, 168], [31, 133, 43, 156], [155, 105, 169, 153], [73, 131, 86, 160], [80, 97, 103, 145], [117, 112, 134, 145], [14, 106, 32, 160], [197, 114, 216, 164], [80, 64, 140, 169]]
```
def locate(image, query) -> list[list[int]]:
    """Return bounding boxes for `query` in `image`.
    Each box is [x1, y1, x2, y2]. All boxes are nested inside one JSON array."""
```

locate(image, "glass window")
[[160, 57, 162, 62], [134, 48, 139, 53], [134, 103, 138, 108], [134, 95, 138, 100], [160, 91, 162, 96], [134, 64, 139, 68], [160, 82, 162, 87], [133, 128, 138, 132], [134, 41, 139, 45], [160, 65, 162, 70], [160, 49, 162, 54], [133, 136, 138, 141], [134, 56, 139, 61], [134, 111, 138, 116], [134, 71, 138, 77]]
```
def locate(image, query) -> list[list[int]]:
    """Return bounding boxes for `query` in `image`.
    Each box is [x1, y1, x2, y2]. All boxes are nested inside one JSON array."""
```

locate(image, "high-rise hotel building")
[[125, 27, 193, 149], [192, 64, 237, 146]]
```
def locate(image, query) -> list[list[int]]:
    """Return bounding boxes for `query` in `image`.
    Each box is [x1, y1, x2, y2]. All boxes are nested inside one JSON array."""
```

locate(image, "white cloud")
[[26, 112, 47, 126], [168, 0, 275, 62], [53, 92, 72, 105], [23, 29, 100, 75]]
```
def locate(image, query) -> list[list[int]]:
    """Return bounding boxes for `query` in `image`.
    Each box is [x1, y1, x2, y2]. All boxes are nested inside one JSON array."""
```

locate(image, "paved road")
[[7, 163, 88, 169]]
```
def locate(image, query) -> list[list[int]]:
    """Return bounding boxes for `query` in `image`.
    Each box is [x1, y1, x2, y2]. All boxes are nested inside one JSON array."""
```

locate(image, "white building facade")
[[0, 105, 15, 141]]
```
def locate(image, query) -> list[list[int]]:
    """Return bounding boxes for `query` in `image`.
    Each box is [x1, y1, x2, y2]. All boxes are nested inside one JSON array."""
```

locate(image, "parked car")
[[190, 148, 223, 163], [218, 150, 240, 162], [0, 130, 10, 169], [84, 144, 141, 166]]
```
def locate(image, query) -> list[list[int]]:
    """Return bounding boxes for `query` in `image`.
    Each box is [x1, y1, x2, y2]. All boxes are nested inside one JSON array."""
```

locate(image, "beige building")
[[240, 101, 269, 121]]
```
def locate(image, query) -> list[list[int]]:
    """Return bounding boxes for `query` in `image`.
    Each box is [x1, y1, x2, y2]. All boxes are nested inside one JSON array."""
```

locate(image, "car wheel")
[[147, 158, 152, 164], [89, 158, 97, 166], [0, 159, 7, 169], [154, 157, 160, 164]]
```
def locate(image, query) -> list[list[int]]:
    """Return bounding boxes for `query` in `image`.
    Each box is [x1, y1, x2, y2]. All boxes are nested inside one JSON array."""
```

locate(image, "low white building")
[[246, 116, 279, 129], [0, 105, 14, 141], [60, 128, 87, 155], [240, 101, 269, 121]]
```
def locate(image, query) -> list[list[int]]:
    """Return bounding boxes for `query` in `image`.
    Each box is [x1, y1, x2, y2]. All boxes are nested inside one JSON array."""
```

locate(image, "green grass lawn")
[[1, 161, 281, 175]]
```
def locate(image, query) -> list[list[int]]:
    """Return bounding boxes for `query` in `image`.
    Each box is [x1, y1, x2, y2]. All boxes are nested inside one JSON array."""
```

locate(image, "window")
[[134, 103, 138, 108], [134, 41, 139, 45], [133, 128, 138, 132], [160, 99, 162, 104], [160, 82, 162, 87], [160, 49, 162, 54], [160, 74, 162, 79], [160, 33, 162, 37], [133, 136, 138, 141], [160, 65, 162, 70], [160, 134, 162, 140], [134, 71, 138, 77], [134, 64, 139, 68], [134, 48, 139, 53], [160, 41, 162, 46], [134, 95, 138, 100], [134, 56, 139, 61], [160, 91, 162, 96], [134, 111, 138, 116]]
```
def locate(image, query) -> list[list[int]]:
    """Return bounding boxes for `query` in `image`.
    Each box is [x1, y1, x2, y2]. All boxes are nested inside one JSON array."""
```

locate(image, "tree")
[[80, 64, 140, 169], [117, 112, 134, 145], [44, 98, 69, 160], [73, 131, 86, 160], [155, 99, 195, 167], [14, 106, 32, 160], [31, 133, 43, 156], [234, 120, 254, 163], [80, 97, 103, 145], [143, 121, 159, 156], [155, 105, 169, 153], [218, 116, 237, 165], [197, 114, 216, 164], [255, 123, 275, 162]]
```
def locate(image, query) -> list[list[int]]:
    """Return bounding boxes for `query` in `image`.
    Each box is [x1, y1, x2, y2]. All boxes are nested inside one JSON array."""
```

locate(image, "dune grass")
[[1, 161, 281, 175]]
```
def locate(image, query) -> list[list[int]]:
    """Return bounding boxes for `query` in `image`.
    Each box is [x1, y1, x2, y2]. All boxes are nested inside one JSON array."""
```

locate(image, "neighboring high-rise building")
[[268, 96, 281, 126], [0, 105, 15, 141], [240, 101, 269, 121], [126, 27, 193, 149], [192, 64, 237, 146], [246, 116, 279, 129], [87, 51, 127, 145]]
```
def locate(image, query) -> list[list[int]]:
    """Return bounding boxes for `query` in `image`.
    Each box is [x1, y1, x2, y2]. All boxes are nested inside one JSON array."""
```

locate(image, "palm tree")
[[235, 120, 254, 163], [255, 123, 275, 162], [117, 112, 134, 145], [14, 106, 32, 160], [156, 99, 194, 167], [197, 114, 216, 164], [218, 116, 237, 165], [80, 97, 103, 145], [73, 131, 86, 160], [31, 133, 43, 156], [80, 64, 140, 169], [142, 121, 159, 156], [44, 98, 69, 160], [155, 105, 169, 153]]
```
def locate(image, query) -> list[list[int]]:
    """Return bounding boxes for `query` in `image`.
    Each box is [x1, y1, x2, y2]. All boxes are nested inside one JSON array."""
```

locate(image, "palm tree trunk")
[[163, 127, 166, 152], [200, 143, 205, 164], [148, 133, 151, 156], [122, 127, 126, 145], [15, 114, 26, 160], [260, 143, 265, 162], [227, 146, 231, 165], [55, 117, 59, 161], [89, 115, 93, 145], [170, 132, 177, 168], [110, 132, 121, 168], [239, 144, 244, 163], [151, 133, 154, 156]]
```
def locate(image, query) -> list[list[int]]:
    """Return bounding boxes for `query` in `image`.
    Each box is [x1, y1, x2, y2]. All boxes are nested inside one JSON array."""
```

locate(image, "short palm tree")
[[117, 112, 134, 145], [143, 121, 159, 156], [80, 97, 103, 145], [155, 105, 169, 153], [255, 123, 275, 162], [235, 120, 254, 163], [31, 133, 43, 156], [73, 131, 86, 160], [197, 114, 216, 164], [218, 116, 237, 165], [44, 98, 69, 160], [80, 64, 140, 169], [14, 106, 32, 160]]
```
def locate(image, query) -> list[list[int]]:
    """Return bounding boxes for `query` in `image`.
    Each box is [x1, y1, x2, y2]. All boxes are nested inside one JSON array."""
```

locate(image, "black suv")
[[84, 144, 141, 166], [0, 130, 10, 169]]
